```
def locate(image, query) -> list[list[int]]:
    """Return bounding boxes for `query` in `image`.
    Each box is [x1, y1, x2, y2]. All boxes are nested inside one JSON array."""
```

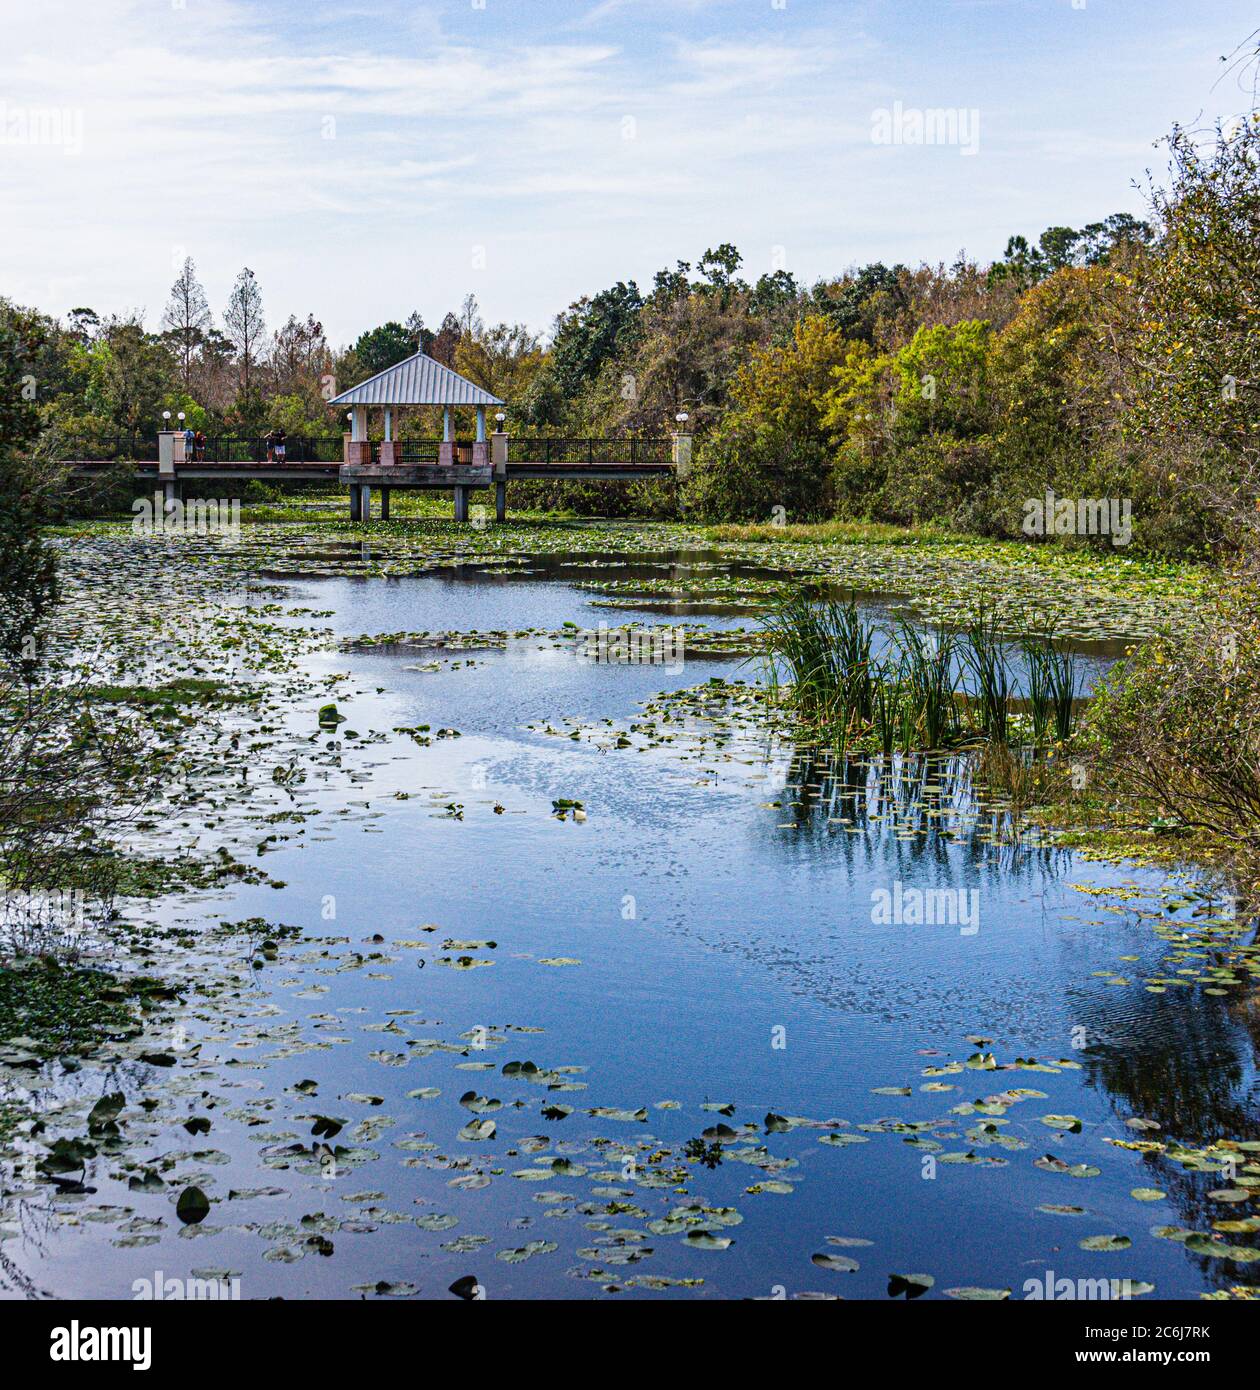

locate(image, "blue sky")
[[0, 0, 1255, 345]]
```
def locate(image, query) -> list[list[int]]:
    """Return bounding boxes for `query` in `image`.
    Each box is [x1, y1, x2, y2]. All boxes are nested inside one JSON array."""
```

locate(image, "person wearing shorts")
[[273, 428, 287, 461]]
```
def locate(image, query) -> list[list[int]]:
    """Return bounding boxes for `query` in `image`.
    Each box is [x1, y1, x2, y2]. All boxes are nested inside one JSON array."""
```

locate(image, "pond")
[[1, 527, 1255, 1302]]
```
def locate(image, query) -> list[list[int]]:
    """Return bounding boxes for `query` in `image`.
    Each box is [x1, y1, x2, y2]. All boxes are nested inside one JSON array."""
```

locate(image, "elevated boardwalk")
[[66, 354, 690, 521], [66, 434, 686, 522]]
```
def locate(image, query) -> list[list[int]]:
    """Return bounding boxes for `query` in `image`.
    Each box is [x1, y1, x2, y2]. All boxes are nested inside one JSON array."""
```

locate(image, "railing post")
[[671, 431, 693, 479], [158, 429, 179, 477]]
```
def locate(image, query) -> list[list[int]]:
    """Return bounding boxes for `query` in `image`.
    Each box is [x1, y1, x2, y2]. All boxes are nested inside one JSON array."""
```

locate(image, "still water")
[[4, 544, 1256, 1301]]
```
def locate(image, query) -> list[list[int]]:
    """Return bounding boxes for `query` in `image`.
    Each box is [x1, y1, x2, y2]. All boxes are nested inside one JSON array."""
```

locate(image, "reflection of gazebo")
[[328, 352, 505, 519]]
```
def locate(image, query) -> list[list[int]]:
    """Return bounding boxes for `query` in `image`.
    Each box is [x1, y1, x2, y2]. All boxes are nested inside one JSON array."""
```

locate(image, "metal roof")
[[328, 352, 505, 407]]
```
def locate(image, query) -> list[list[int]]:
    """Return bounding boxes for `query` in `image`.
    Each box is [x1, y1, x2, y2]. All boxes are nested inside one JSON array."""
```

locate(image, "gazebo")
[[328, 352, 506, 520]]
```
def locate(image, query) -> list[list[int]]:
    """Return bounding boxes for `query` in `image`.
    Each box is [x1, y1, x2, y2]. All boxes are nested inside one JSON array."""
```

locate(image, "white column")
[[476, 406, 486, 443], [443, 406, 452, 442], [384, 408, 393, 442], [351, 408, 366, 442]]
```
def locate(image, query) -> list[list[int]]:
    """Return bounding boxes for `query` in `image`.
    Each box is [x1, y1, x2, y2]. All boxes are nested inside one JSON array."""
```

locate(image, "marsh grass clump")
[[896, 621, 960, 749], [761, 589, 875, 731], [960, 606, 1012, 744], [762, 590, 1080, 757], [1021, 626, 1078, 745]]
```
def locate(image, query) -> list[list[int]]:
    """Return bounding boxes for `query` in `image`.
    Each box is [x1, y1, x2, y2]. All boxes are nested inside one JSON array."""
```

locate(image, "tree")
[[65, 307, 100, 344], [405, 310, 435, 356], [429, 312, 461, 367], [455, 322, 544, 402], [1126, 119, 1260, 547], [352, 321, 417, 379], [990, 214, 1154, 291], [82, 316, 173, 438], [684, 314, 850, 520], [271, 314, 330, 393], [459, 294, 483, 340], [0, 302, 59, 674], [1076, 212, 1152, 265], [749, 270, 802, 319], [548, 281, 644, 397], [1038, 226, 1083, 274], [161, 257, 211, 392], [813, 263, 907, 345], [892, 320, 993, 439], [223, 267, 266, 402]]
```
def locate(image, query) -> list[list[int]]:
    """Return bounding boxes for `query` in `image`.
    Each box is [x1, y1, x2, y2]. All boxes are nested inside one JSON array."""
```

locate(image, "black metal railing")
[[62, 436, 344, 465], [392, 438, 444, 464], [508, 436, 671, 466], [61, 435, 160, 462], [64, 434, 676, 468], [197, 437, 344, 464]]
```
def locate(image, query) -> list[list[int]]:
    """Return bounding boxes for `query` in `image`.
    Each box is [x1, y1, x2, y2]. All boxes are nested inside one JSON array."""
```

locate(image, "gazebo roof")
[[328, 351, 505, 408]]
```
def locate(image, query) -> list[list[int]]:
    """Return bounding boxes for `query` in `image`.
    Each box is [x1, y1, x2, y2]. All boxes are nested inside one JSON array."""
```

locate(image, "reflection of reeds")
[[978, 739, 1037, 819], [763, 591, 1081, 753]]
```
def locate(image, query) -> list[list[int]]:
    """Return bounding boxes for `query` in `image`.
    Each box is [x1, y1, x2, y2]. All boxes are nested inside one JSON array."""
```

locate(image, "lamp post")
[[492, 413, 508, 522], [672, 411, 693, 479]]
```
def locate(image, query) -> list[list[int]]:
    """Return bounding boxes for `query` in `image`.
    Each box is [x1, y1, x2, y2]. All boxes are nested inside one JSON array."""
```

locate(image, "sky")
[[0, 0, 1256, 346]]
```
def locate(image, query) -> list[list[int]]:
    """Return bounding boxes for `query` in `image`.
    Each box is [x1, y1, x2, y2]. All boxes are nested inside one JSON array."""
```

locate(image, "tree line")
[[2, 120, 1258, 555]]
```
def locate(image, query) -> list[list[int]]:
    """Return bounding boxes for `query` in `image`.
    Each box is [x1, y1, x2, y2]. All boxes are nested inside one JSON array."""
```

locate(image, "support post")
[[359, 484, 372, 521], [671, 431, 694, 479], [454, 486, 469, 523], [380, 486, 390, 520], [349, 485, 361, 521], [495, 480, 506, 523]]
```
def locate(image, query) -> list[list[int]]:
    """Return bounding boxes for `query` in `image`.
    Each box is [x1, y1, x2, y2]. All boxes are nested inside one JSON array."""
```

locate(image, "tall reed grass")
[[761, 590, 1080, 754]]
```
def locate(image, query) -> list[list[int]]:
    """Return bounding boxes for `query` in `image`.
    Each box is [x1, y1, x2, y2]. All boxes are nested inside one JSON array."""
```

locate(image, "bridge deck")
[[71, 459, 676, 485], [66, 437, 682, 521]]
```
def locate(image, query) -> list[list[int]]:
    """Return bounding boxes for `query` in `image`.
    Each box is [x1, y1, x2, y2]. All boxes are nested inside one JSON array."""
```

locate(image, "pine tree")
[[223, 267, 266, 403], [161, 257, 211, 393]]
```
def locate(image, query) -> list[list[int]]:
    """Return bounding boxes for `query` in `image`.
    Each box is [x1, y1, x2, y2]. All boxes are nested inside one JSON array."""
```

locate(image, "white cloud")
[[0, 0, 1254, 341]]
